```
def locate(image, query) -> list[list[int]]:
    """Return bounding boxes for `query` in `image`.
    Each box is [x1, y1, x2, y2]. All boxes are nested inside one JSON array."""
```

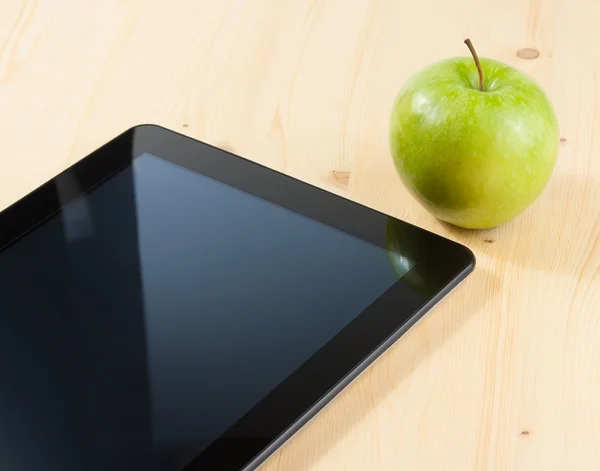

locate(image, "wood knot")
[[560, 137, 567, 143], [484, 239, 495, 244], [217, 142, 235, 153], [517, 48, 540, 60], [520, 430, 531, 436], [330, 170, 351, 188]]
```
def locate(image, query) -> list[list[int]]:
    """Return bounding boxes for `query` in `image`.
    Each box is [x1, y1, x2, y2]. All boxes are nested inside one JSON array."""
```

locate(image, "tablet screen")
[[0, 153, 411, 470]]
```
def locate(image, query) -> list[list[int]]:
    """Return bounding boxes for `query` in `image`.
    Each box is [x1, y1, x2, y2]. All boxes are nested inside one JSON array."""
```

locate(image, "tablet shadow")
[[439, 173, 599, 275], [264, 266, 500, 471]]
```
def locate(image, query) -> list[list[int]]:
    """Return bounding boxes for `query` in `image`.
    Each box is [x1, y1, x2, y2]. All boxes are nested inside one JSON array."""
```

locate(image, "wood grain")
[[1, 0, 599, 469]]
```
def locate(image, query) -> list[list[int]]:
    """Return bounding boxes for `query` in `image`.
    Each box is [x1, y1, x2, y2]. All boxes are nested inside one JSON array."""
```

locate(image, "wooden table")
[[1, 1, 599, 469]]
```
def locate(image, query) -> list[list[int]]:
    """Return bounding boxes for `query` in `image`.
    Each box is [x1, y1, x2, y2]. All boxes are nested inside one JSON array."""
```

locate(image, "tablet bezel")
[[0, 125, 475, 470]]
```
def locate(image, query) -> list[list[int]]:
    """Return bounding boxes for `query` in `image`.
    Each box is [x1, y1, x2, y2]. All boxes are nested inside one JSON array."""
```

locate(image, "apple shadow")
[[264, 266, 501, 471], [438, 172, 600, 275]]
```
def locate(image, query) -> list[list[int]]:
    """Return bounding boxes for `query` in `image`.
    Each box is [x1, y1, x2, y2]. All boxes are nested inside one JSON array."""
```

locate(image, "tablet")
[[0, 125, 474, 471]]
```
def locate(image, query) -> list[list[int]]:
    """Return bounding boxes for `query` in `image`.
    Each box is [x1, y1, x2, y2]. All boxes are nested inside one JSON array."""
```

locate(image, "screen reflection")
[[0, 153, 403, 471]]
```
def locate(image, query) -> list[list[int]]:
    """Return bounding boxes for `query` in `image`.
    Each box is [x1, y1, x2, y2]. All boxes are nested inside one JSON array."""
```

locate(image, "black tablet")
[[0, 125, 474, 471]]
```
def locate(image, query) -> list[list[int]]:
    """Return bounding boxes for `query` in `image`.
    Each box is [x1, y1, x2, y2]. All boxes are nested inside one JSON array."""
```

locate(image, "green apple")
[[389, 39, 559, 229]]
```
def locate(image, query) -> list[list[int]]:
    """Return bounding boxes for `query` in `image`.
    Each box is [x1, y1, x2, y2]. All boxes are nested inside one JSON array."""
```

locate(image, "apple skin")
[[389, 56, 559, 229]]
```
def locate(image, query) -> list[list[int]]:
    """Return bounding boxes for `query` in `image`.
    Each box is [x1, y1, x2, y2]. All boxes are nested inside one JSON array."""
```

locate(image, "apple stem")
[[464, 38, 484, 91]]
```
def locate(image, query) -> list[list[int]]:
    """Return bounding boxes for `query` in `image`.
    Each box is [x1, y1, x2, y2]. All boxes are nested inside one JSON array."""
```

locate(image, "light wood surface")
[[1, 1, 599, 470]]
